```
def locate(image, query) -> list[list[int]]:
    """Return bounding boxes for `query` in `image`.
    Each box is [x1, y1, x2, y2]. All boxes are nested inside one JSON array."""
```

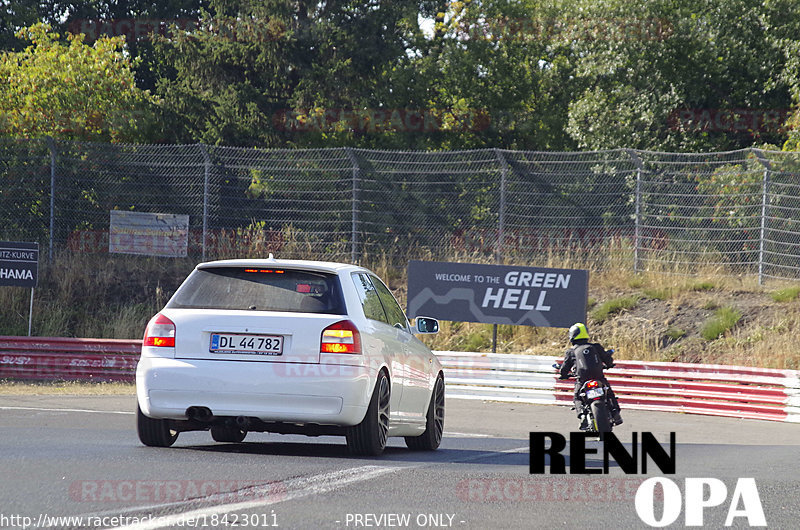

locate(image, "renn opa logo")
[[529, 432, 766, 527]]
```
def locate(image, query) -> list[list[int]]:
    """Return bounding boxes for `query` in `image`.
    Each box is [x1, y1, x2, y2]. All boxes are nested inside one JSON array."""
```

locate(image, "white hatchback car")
[[136, 256, 443, 455]]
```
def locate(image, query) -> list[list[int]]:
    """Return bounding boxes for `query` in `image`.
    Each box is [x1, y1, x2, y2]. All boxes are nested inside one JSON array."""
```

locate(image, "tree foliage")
[[151, 0, 429, 147], [564, 0, 798, 151], [3, 0, 800, 151], [0, 23, 158, 142]]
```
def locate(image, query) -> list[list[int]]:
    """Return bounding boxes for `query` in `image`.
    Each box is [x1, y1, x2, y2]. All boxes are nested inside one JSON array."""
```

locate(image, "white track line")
[[454, 445, 529, 463], [107, 465, 400, 530], [444, 430, 493, 438], [105, 448, 527, 530], [0, 405, 133, 415]]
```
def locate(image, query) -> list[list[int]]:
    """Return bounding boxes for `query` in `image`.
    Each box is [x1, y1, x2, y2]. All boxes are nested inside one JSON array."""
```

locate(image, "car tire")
[[405, 374, 444, 451], [137, 403, 178, 447], [211, 425, 247, 443], [346, 370, 390, 456]]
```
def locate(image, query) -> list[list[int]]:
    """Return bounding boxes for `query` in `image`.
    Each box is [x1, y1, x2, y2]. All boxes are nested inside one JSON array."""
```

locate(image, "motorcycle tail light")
[[586, 380, 600, 389]]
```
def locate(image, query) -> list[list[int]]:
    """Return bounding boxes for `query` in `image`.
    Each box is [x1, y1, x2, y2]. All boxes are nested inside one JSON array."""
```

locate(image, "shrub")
[[628, 277, 645, 288], [690, 281, 715, 291], [643, 288, 671, 300], [701, 299, 719, 310], [665, 327, 686, 340], [701, 307, 742, 341], [591, 296, 640, 323], [770, 286, 800, 303]]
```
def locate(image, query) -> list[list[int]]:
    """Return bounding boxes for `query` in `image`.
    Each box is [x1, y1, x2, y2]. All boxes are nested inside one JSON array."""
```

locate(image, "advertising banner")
[[0, 241, 39, 288], [109, 211, 189, 257], [407, 260, 588, 327]]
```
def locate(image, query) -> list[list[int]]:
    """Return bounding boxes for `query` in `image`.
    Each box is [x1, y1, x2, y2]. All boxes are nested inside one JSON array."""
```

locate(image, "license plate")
[[586, 387, 605, 399], [210, 333, 283, 355]]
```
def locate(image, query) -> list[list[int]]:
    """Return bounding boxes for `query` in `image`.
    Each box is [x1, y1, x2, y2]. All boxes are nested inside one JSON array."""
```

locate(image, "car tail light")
[[321, 320, 361, 354], [586, 380, 600, 389], [143, 314, 176, 347]]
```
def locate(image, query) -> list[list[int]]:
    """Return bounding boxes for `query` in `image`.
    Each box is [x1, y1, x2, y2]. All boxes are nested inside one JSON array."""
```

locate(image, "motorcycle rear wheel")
[[590, 401, 613, 433]]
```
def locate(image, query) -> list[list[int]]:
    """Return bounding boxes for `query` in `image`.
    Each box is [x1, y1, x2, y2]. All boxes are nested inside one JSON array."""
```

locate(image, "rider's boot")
[[578, 413, 589, 430], [612, 410, 623, 425]]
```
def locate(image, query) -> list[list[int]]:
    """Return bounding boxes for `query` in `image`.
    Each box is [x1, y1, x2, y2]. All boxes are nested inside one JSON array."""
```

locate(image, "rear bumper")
[[136, 356, 374, 426]]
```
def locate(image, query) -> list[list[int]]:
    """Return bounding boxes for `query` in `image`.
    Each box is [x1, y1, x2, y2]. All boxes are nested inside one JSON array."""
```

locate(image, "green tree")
[[407, 0, 579, 150], [152, 0, 427, 147], [1, 1, 208, 93], [152, 1, 298, 146], [564, 0, 796, 151], [0, 23, 158, 142], [769, 0, 800, 151], [0, 1, 39, 50]]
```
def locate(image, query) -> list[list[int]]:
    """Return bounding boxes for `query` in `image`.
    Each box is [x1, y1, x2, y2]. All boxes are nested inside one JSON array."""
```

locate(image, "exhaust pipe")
[[186, 406, 213, 422]]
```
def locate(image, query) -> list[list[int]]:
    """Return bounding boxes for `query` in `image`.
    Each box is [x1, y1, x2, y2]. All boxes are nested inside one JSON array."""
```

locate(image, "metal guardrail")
[[0, 336, 139, 382], [1, 338, 798, 423], [438, 352, 800, 424]]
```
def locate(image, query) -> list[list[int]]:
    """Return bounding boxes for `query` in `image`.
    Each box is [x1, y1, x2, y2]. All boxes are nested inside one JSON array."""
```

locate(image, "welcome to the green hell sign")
[[407, 260, 588, 328]]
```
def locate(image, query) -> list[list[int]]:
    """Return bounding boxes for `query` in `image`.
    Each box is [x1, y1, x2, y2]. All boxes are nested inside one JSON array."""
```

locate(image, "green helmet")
[[569, 322, 589, 342]]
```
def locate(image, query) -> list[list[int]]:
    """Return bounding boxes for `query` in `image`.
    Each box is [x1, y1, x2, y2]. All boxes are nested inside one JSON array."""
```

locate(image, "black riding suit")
[[559, 340, 620, 418]]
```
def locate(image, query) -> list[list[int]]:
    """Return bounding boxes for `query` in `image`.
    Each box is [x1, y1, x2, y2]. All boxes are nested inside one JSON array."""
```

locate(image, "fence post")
[[491, 149, 510, 354], [346, 148, 360, 264], [45, 136, 56, 262], [493, 149, 508, 265], [626, 149, 645, 273], [199, 144, 211, 262], [752, 149, 772, 285]]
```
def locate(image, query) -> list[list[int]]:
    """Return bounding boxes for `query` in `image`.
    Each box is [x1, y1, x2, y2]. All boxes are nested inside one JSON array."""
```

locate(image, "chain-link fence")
[[3, 138, 800, 281]]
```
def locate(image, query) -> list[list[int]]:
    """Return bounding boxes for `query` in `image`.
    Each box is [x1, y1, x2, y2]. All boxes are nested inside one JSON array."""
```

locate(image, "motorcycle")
[[554, 349, 616, 434]]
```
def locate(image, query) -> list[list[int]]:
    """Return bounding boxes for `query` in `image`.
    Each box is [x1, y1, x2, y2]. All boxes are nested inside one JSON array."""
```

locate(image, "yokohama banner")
[[0, 241, 39, 288]]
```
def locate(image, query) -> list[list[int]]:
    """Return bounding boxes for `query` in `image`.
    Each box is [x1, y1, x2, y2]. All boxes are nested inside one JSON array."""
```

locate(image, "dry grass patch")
[[0, 380, 135, 395]]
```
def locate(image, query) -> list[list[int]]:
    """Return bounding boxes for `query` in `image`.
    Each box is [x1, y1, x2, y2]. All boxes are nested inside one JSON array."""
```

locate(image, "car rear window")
[[167, 267, 346, 314]]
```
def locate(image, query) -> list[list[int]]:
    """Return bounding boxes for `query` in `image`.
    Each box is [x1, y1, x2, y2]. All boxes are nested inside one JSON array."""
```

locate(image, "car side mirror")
[[415, 317, 439, 334]]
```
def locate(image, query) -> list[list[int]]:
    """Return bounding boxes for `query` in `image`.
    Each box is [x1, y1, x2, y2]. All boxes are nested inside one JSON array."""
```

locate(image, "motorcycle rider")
[[559, 322, 623, 430]]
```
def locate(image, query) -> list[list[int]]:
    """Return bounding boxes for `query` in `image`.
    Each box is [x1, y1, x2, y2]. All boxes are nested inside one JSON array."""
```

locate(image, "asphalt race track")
[[0, 395, 798, 529]]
